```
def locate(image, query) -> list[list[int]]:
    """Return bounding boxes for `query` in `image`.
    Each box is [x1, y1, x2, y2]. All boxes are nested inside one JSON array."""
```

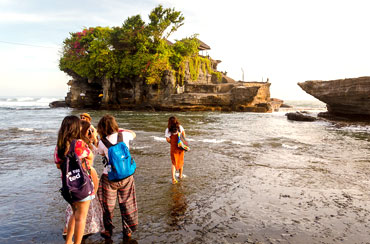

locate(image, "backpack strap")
[[82, 158, 91, 175], [117, 132, 123, 143], [101, 136, 114, 149], [101, 137, 112, 166], [64, 140, 77, 174], [67, 140, 77, 155], [101, 132, 124, 148]]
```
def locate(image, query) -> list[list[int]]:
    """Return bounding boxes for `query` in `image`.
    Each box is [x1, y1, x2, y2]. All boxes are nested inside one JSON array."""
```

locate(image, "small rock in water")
[[49, 100, 67, 108], [285, 112, 317, 122]]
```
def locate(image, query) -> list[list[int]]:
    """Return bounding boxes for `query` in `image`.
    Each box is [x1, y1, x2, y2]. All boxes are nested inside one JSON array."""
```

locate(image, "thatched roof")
[[197, 39, 211, 50], [167, 38, 210, 50]]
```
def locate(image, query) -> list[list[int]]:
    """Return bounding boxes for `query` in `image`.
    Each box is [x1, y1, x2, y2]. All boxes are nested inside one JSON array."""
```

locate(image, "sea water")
[[0, 97, 369, 244]]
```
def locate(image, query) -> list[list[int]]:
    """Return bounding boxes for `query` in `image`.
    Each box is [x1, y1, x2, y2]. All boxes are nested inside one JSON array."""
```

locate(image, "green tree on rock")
[[59, 5, 213, 86]]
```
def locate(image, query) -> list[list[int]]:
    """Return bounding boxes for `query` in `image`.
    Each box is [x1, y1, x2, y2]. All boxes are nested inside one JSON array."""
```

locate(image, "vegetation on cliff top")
[[59, 5, 220, 85]]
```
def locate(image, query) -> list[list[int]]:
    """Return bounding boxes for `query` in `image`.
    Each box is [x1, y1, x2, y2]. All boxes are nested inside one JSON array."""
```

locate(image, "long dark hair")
[[57, 115, 81, 160], [97, 115, 119, 138], [168, 116, 180, 133], [80, 120, 93, 150]]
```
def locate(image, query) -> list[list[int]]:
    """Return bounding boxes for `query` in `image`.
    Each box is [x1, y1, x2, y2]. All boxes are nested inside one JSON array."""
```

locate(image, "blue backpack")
[[101, 132, 136, 181], [60, 140, 94, 204]]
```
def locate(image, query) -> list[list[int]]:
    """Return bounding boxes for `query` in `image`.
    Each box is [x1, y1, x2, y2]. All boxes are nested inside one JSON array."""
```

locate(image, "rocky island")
[[298, 76, 370, 119], [54, 5, 280, 112], [65, 56, 275, 112]]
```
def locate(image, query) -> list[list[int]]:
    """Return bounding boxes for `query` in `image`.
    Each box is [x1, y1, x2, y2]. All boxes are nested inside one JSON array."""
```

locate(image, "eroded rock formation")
[[64, 58, 277, 112], [298, 77, 370, 116]]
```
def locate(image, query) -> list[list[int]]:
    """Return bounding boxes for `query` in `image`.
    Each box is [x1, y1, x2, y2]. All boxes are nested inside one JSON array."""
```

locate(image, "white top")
[[98, 131, 134, 174], [165, 125, 184, 138]]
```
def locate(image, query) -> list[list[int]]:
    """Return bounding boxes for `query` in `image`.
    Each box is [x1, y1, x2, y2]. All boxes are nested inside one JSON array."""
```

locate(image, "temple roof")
[[197, 39, 211, 50], [166, 38, 210, 50]]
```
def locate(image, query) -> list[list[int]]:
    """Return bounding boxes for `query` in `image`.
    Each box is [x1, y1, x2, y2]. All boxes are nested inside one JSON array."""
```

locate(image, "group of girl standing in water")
[[55, 114, 186, 244]]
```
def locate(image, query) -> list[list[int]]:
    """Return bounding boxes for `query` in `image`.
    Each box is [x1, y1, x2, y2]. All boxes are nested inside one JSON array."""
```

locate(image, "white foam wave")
[[282, 144, 299, 150], [0, 97, 62, 108], [152, 136, 166, 142], [133, 146, 151, 149], [18, 128, 34, 132], [34, 129, 58, 133], [334, 125, 370, 133], [36, 97, 57, 103], [200, 139, 226, 144], [232, 141, 246, 145], [17, 97, 34, 102]]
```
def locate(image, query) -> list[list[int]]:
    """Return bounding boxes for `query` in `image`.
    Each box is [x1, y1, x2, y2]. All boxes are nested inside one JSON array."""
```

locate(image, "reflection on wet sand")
[[168, 183, 188, 229]]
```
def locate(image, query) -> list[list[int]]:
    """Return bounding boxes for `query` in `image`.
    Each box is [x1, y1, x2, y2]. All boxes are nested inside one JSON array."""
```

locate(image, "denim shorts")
[[79, 194, 95, 202]]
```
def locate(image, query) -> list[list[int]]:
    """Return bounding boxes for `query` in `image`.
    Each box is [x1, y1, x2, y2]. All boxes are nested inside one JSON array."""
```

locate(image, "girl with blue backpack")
[[96, 115, 138, 240]]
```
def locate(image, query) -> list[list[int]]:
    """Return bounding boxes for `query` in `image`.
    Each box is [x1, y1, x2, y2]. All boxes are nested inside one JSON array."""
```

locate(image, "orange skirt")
[[170, 134, 184, 170]]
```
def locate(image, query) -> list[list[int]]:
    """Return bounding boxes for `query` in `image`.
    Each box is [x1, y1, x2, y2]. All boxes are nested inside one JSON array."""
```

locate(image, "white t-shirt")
[[98, 131, 134, 174], [165, 125, 184, 138]]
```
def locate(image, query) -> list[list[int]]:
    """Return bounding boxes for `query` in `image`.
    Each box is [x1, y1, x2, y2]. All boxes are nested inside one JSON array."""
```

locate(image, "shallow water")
[[0, 99, 370, 244]]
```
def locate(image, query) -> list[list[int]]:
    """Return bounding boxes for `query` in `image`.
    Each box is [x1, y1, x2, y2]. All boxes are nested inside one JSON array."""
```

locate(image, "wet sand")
[[186, 165, 370, 244]]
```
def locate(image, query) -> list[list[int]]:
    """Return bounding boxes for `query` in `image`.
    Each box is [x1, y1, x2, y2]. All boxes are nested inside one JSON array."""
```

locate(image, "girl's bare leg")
[[70, 200, 90, 244], [171, 165, 177, 184], [179, 167, 183, 179], [65, 212, 75, 244]]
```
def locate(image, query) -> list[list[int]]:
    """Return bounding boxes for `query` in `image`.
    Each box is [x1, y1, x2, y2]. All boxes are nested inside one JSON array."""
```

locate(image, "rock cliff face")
[[65, 58, 276, 112], [298, 77, 370, 116]]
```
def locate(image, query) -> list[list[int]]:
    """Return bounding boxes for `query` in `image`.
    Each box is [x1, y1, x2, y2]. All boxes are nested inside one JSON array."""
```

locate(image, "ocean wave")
[[17, 97, 35, 102], [332, 124, 370, 133], [132, 145, 151, 150], [151, 135, 195, 143], [36, 97, 58, 103], [6, 127, 34, 132], [4, 127, 57, 134], [18, 128, 34, 132], [0, 97, 62, 108], [34, 129, 58, 133], [0, 107, 54, 111], [200, 139, 226, 143], [151, 136, 166, 142], [282, 144, 299, 150], [232, 141, 247, 145]]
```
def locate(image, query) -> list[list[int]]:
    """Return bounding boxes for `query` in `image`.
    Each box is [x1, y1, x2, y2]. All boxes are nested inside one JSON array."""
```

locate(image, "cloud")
[[154, 0, 370, 99], [0, 43, 68, 96], [0, 12, 46, 22], [1, 0, 370, 99]]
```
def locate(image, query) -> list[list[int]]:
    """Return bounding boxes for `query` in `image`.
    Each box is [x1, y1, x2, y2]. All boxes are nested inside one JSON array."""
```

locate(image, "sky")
[[0, 0, 369, 100]]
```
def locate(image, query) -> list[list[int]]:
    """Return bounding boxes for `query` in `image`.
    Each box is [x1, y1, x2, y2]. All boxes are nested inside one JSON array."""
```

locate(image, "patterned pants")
[[97, 174, 138, 235]]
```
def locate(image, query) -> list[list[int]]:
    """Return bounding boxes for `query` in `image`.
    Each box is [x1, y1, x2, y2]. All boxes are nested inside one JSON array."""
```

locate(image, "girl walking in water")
[[165, 116, 186, 184]]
